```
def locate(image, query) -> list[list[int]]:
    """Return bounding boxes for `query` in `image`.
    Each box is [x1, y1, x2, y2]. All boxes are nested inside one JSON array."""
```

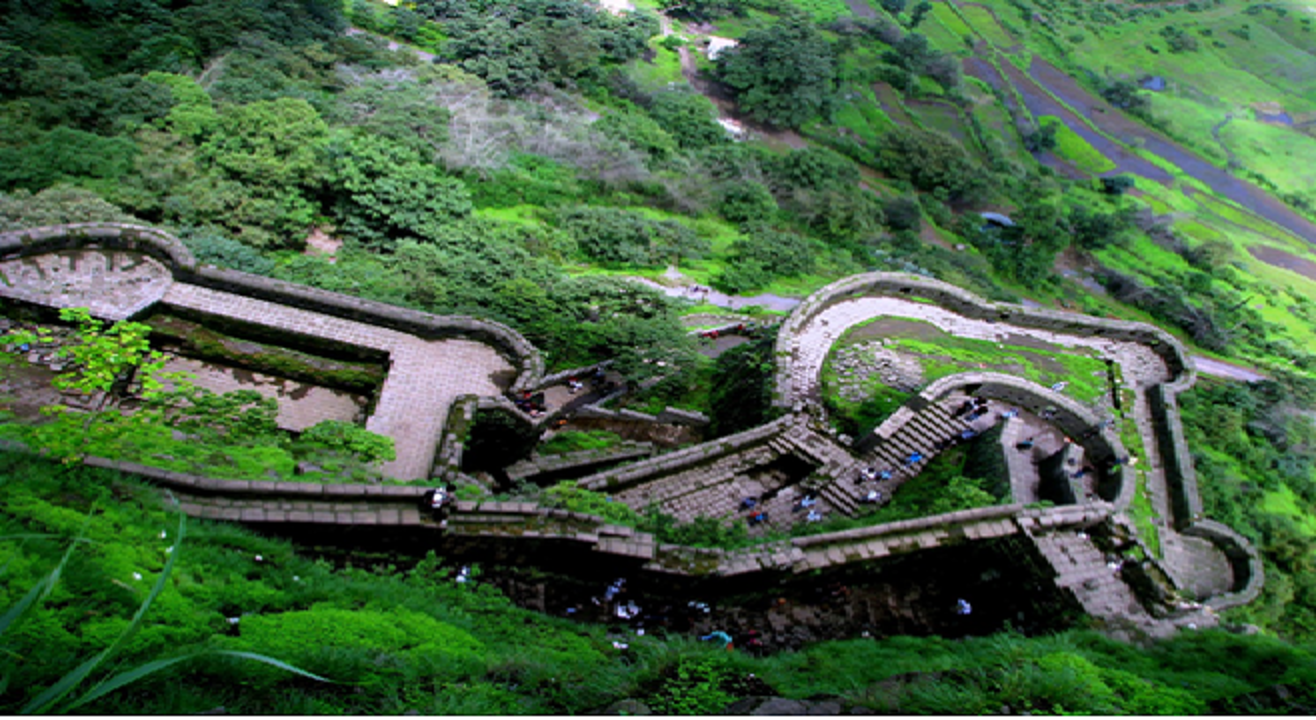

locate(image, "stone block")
[[240, 508, 266, 522], [288, 511, 313, 523], [378, 509, 400, 524], [220, 508, 242, 521], [336, 512, 355, 524], [353, 511, 378, 525], [250, 481, 276, 493]]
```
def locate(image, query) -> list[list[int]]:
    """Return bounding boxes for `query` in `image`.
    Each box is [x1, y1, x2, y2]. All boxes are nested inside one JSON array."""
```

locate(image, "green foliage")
[[440, 0, 658, 97], [534, 430, 621, 456], [719, 226, 813, 293], [296, 420, 396, 466], [595, 109, 679, 162], [542, 482, 642, 524], [198, 97, 329, 246], [883, 195, 922, 232], [645, 656, 740, 714], [0, 126, 139, 192], [556, 206, 709, 267], [717, 180, 777, 224], [876, 126, 982, 202], [647, 91, 727, 149], [177, 227, 276, 275], [0, 186, 140, 232], [143, 72, 218, 140], [715, 12, 837, 129], [326, 132, 472, 247]]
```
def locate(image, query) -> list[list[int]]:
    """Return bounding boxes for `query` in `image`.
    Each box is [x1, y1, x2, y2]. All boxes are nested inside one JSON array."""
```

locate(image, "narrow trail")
[[1209, 114, 1240, 171]]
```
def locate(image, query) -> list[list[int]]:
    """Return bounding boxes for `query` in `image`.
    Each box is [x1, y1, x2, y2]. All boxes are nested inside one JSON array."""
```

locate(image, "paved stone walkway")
[[790, 297, 1171, 405], [0, 250, 173, 321], [163, 284, 513, 479]]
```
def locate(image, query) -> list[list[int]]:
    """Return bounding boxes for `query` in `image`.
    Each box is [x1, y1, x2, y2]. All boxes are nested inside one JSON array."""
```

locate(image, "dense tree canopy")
[[715, 13, 837, 129]]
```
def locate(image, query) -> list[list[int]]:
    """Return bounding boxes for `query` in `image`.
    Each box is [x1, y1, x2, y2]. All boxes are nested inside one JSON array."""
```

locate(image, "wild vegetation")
[[2, 0, 1316, 712]]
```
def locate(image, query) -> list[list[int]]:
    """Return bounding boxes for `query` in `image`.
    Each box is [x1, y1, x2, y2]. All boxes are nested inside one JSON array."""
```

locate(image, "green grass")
[[1038, 116, 1116, 175], [630, 36, 686, 90], [1260, 483, 1316, 537], [959, 4, 1016, 48], [537, 430, 627, 456], [884, 335, 1112, 404], [1216, 117, 1316, 207]]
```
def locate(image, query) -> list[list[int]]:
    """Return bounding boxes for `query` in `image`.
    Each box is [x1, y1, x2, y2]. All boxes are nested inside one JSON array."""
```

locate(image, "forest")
[[2, 0, 1316, 713]]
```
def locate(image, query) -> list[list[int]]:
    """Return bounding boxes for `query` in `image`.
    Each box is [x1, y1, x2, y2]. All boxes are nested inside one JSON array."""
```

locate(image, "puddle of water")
[[162, 355, 368, 432]]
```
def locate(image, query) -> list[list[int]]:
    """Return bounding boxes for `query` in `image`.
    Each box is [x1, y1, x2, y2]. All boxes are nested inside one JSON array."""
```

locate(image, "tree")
[[715, 13, 837, 129], [0, 185, 140, 232], [326, 133, 472, 247], [198, 98, 330, 246], [717, 180, 777, 223], [907, 0, 932, 28], [731, 225, 814, 276], [1023, 122, 1058, 152], [884, 195, 923, 232], [331, 71, 452, 159], [880, 0, 907, 14], [594, 109, 678, 162], [647, 90, 727, 148], [876, 126, 983, 202], [143, 71, 218, 140]]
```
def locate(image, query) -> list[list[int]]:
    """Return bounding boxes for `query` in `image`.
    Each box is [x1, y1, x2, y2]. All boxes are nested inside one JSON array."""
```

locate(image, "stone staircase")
[[1027, 529, 1148, 622], [822, 400, 974, 516]]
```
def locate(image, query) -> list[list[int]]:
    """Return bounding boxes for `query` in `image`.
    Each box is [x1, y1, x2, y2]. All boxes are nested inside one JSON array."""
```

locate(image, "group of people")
[[516, 390, 548, 417], [698, 324, 749, 341]]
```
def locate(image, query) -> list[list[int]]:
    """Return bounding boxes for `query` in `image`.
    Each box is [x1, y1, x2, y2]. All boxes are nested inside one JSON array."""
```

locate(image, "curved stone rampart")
[[775, 272, 1259, 605], [910, 372, 1133, 507], [1181, 519, 1264, 610], [0, 223, 545, 391], [773, 272, 1195, 407]]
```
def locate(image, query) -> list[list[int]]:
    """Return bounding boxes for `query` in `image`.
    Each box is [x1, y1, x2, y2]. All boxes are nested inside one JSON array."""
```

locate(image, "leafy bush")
[[178, 228, 276, 275]]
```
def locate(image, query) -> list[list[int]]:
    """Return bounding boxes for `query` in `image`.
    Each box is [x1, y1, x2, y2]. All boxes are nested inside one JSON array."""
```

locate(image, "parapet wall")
[[894, 372, 1132, 506], [773, 272, 1195, 407], [775, 272, 1262, 605], [575, 414, 796, 492], [0, 224, 545, 393]]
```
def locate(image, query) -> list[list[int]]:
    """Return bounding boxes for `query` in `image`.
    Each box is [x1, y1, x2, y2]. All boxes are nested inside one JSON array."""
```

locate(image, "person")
[[700, 631, 733, 649], [861, 467, 877, 481], [879, 469, 892, 480], [740, 497, 757, 511], [905, 452, 923, 466], [863, 489, 882, 504], [806, 509, 823, 523], [1016, 438, 1035, 451], [593, 366, 607, 385], [960, 429, 976, 441], [456, 566, 471, 584], [956, 598, 971, 616], [954, 400, 974, 417], [748, 511, 767, 526], [1001, 408, 1019, 419], [568, 377, 582, 394]]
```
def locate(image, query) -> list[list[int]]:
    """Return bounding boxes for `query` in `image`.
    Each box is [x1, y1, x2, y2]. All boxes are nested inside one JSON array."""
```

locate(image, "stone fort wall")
[[772, 272, 1260, 609], [0, 223, 545, 393]]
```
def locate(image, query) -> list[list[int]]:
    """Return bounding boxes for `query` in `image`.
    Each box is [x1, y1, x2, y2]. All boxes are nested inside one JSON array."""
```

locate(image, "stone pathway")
[[0, 250, 173, 321], [790, 297, 1171, 406], [163, 284, 513, 479]]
